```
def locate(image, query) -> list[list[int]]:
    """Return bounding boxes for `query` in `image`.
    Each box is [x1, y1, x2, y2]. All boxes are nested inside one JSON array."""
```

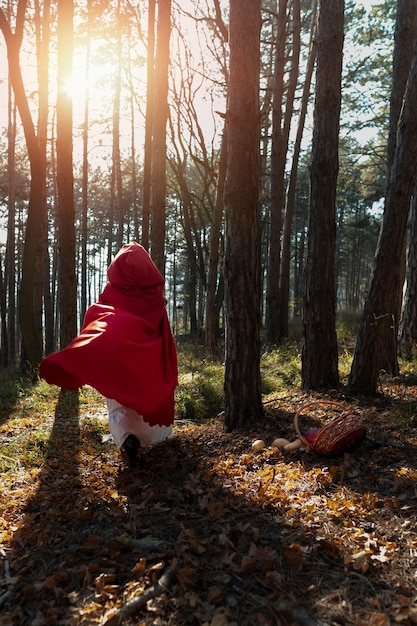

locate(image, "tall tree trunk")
[[128, 51, 139, 242], [223, 0, 263, 431], [0, 2, 46, 374], [301, 0, 343, 390], [265, 0, 288, 344], [142, 0, 156, 251], [176, 159, 199, 336], [0, 253, 7, 367], [379, 0, 417, 374], [114, 0, 124, 251], [399, 185, 417, 359], [5, 55, 16, 367], [56, 0, 77, 348], [80, 0, 92, 324], [280, 0, 317, 338], [266, 0, 300, 343], [150, 0, 171, 274], [36, 0, 54, 356], [206, 124, 227, 357], [348, 38, 417, 395], [35, 0, 50, 355]]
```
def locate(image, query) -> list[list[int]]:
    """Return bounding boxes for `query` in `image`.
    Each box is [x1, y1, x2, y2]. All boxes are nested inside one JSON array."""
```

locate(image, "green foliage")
[[176, 348, 225, 421], [0, 312, 411, 444], [175, 337, 305, 419], [336, 310, 362, 344], [0, 370, 36, 411], [261, 344, 302, 397], [0, 313, 416, 480], [0, 426, 51, 470]]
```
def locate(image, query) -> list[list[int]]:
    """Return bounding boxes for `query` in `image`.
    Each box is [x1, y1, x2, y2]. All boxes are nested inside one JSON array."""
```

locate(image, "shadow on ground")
[[3, 396, 417, 626]]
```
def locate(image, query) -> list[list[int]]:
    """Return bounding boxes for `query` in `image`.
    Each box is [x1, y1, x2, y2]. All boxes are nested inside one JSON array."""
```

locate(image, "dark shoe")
[[121, 434, 141, 467]]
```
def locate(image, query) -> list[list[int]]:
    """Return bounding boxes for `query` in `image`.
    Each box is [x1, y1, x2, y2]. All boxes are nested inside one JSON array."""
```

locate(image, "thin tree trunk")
[[150, 0, 171, 274], [114, 0, 124, 251], [0, 2, 46, 373], [56, 0, 77, 348], [280, 0, 317, 338], [5, 54, 16, 366], [206, 124, 227, 357], [399, 184, 417, 359], [35, 0, 50, 354], [128, 51, 139, 242], [80, 0, 92, 324], [142, 0, 155, 251], [265, 0, 287, 344], [0, 253, 7, 367]]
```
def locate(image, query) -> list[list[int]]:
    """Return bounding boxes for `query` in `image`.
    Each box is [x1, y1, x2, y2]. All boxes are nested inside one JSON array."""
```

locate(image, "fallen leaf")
[[240, 544, 277, 573]]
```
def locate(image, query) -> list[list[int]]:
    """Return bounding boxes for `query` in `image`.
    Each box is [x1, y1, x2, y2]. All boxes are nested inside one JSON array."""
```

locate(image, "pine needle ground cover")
[[1, 345, 417, 626]]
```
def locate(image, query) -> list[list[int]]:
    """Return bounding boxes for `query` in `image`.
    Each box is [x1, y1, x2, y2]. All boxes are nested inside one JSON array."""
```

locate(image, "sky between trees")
[[0, 1, 390, 174]]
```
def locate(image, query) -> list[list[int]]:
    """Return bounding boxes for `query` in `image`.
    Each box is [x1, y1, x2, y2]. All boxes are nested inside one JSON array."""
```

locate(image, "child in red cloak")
[[39, 242, 178, 466]]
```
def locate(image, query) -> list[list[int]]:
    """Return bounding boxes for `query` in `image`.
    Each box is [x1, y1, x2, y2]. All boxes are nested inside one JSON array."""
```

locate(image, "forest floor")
[[1, 370, 417, 625]]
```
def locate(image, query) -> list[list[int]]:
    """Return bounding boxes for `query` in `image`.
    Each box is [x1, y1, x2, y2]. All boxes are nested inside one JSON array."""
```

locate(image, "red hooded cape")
[[39, 243, 178, 427]]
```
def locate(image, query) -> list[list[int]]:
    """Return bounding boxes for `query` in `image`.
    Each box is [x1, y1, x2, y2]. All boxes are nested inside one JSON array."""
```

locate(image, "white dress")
[[106, 398, 173, 448]]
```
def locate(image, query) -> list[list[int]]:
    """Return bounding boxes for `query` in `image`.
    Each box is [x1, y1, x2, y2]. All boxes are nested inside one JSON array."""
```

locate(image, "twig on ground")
[[366, 435, 417, 450], [103, 558, 178, 626], [126, 538, 172, 552]]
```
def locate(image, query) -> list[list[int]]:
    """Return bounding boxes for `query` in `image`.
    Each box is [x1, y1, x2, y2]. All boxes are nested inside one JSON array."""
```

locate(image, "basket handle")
[[294, 400, 347, 446]]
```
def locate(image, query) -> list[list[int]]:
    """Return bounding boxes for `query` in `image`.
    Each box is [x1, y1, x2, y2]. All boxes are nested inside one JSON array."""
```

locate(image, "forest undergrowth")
[[1, 332, 417, 626]]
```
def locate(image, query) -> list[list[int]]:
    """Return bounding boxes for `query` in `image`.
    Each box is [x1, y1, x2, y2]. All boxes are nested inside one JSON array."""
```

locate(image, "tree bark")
[[301, 0, 344, 390], [348, 37, 417, 394], [35, 0, 50, 355], [113, 0, 124, 252], [5, 59, 16, 366], [265, 0, 288, 344], [150, 0, 171, 275], [0, 2, 46, 374], [399, 187, 417, 359], [56, 0, 77, 348], [80, 0, 92, 325], [379, 0, 417, 374], [142, 0, 155, 251], [206, 124, 227, 357], [0, 251, 7, 367], [280, 0, 317, 338], [223, 0, 263, 431]]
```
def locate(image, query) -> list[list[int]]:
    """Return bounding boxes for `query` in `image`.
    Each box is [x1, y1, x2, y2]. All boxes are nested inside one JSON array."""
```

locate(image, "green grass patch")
[[0, 313, 414, 450], [176, 357, 224, 421], [261, 343, 302, 397]]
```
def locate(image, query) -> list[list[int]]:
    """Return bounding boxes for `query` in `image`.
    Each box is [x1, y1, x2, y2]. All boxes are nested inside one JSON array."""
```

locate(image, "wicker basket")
[[294, 400, 366, 456]]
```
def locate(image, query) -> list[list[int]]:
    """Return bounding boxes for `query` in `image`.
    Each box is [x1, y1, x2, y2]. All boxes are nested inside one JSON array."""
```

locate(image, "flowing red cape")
[[39, 243, 178, 428]]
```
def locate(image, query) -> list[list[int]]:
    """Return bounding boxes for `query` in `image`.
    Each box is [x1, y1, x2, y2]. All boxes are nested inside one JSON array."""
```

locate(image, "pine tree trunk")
[[150, 0, 171, 274], [399, 188, 417, 359], [379, 0, 417, 374], [349, 37, 417, 394], [142, 0, 155, 251], [206, 125, 227, 357], [56, 0, 77, 348], [280, 0, 316, 338], [80, 0, 91, 324], [0, 5, 46, 373], [265, 0, 287, 344], [223, 0, 263, 431], [5, 76, 16, 366], [301, 0, 343, 390]]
